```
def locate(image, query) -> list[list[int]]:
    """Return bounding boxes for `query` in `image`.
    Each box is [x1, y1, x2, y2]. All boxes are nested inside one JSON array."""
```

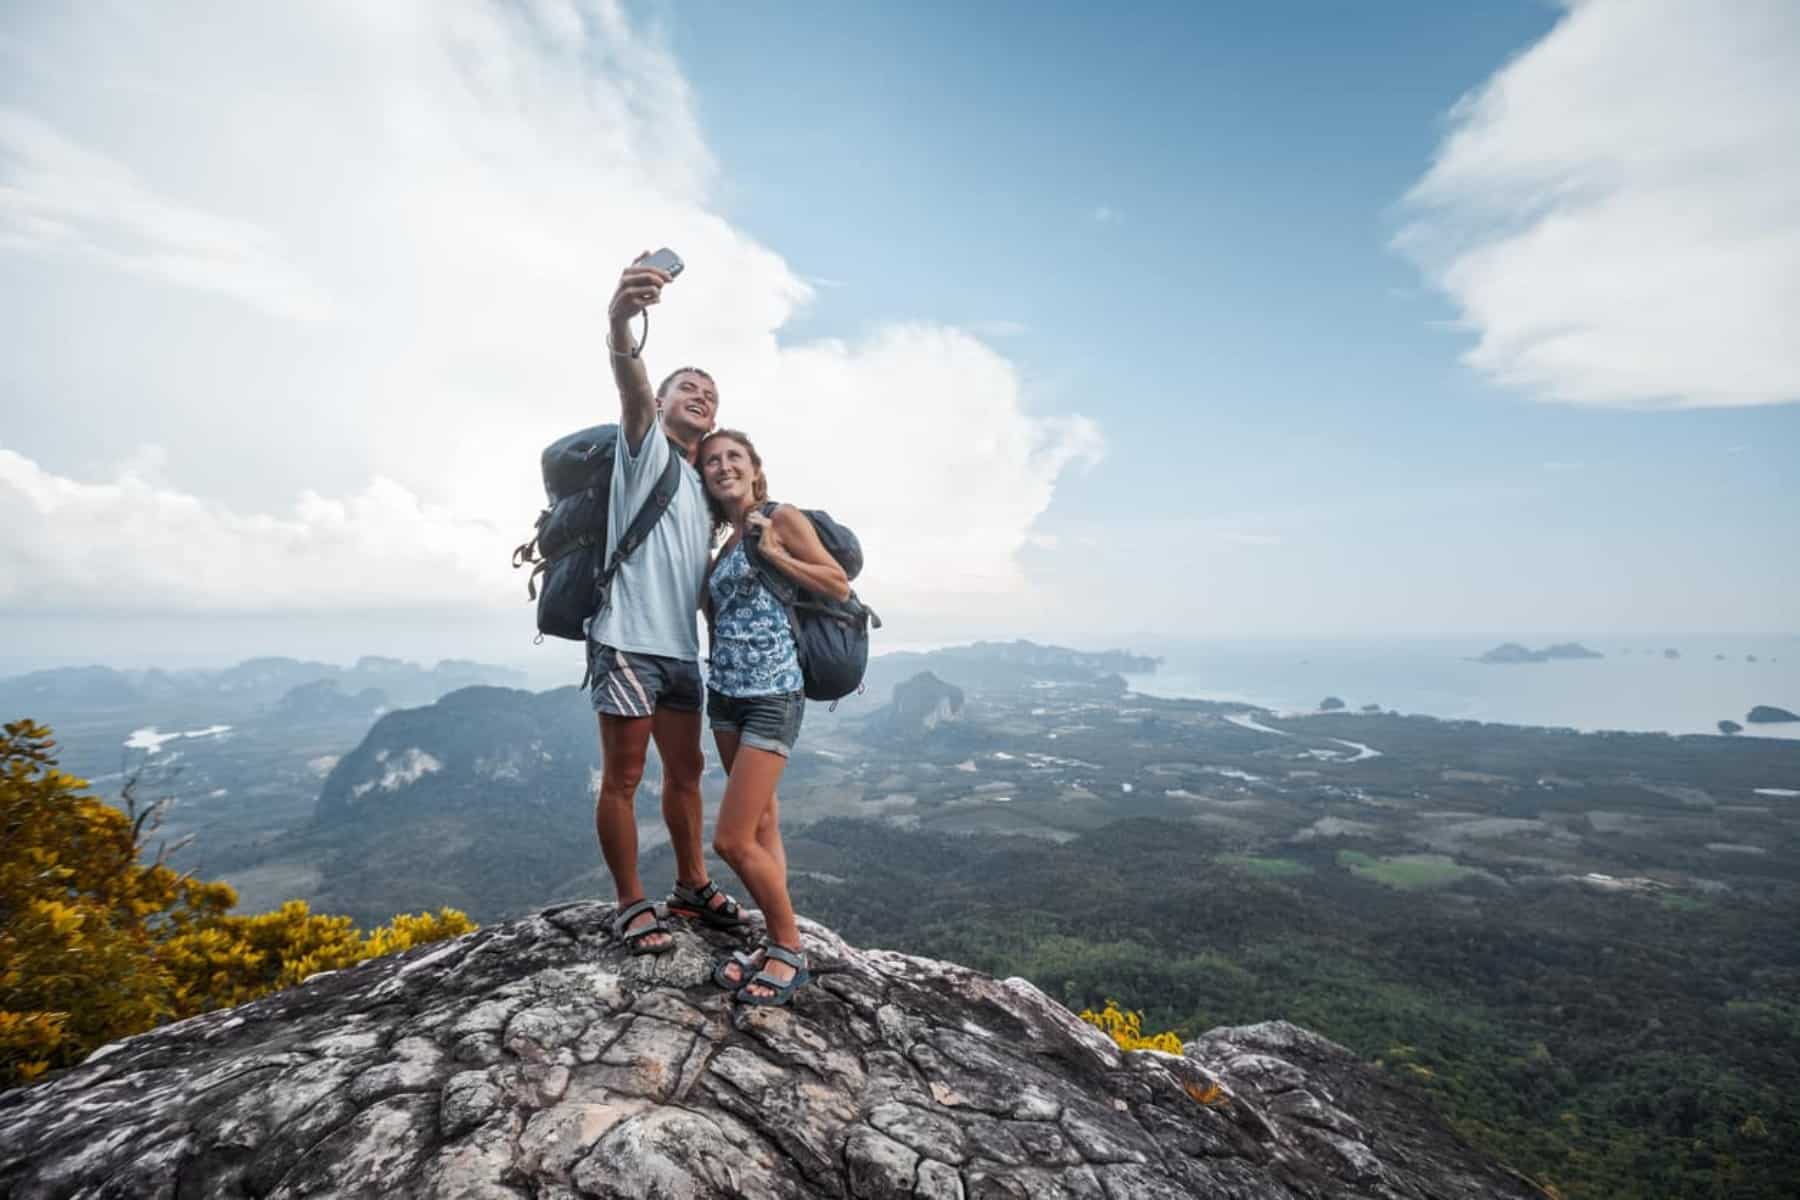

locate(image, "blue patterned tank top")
[[707, 539, 803, 697]]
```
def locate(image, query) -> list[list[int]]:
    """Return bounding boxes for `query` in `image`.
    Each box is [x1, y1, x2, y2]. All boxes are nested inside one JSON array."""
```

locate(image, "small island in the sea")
[[1474, 642, 1605, 665], [1745, 705, 1800, 725]]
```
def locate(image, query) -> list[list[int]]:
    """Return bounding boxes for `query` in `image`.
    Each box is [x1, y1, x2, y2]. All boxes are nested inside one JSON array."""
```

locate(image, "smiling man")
[[591, 255, 748, 954]]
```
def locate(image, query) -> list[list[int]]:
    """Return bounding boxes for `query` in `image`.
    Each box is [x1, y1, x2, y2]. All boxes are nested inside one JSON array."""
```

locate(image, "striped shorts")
[[586, 642, 703, 717]]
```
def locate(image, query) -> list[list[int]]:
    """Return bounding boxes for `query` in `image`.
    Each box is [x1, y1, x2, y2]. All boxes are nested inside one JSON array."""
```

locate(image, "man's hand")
[[608, 253, 671, 335], [609, 252, 669, 447]]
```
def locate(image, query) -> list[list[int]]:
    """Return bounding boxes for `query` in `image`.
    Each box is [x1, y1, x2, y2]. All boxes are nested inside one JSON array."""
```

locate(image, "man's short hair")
[[656, 366, 715, 399]]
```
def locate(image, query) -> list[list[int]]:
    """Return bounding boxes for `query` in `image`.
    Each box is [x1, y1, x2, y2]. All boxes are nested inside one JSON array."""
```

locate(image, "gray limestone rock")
[[0, 905, 1541, 1199]]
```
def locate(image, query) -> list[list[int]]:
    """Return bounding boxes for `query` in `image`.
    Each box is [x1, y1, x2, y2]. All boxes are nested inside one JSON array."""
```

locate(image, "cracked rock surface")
[[0, 904, 1541, 1198]]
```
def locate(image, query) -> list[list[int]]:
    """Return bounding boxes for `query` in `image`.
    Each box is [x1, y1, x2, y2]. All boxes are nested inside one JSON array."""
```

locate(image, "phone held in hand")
[[640, 247, 684, 277]]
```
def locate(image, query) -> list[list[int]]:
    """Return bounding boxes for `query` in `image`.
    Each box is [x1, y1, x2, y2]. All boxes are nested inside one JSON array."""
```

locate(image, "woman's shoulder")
[[768, 501, 808, 525]]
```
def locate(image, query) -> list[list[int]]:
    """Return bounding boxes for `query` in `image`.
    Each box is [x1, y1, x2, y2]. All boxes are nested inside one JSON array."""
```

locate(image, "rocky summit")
[[0, 905, 1541, 1199]]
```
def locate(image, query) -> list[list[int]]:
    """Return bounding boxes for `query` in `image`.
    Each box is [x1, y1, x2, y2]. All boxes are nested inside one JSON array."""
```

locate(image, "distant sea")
[[1114, 635, 1800, 741]]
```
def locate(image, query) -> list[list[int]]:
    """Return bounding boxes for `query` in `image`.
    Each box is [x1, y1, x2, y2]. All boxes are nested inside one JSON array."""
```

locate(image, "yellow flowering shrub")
[[1, 719, 475, 1088], [1078, 999, 1184, 1053]]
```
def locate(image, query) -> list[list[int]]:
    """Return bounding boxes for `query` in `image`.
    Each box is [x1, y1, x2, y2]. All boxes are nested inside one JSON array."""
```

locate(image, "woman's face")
[[701, 436, 758, 507]]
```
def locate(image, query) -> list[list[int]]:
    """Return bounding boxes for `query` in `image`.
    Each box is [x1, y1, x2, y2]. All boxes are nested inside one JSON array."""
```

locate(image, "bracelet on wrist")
[[606, 329, 640, 359]]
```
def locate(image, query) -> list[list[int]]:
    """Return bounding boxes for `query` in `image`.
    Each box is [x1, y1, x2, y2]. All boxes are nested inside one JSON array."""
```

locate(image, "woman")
[[696, 428, 849, 1006]]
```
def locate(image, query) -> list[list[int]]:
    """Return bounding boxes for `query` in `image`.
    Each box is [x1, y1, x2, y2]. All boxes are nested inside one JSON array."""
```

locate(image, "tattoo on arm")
[[612, 325, 655, 449]]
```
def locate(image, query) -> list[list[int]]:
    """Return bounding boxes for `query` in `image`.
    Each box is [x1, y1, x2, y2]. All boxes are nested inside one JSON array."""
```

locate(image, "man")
[[592, 253, 744, 952]]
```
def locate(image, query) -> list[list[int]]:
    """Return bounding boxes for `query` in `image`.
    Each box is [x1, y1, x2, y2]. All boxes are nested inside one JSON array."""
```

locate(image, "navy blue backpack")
[[745, 502, 881, 703], [511, 424, 682, 642]]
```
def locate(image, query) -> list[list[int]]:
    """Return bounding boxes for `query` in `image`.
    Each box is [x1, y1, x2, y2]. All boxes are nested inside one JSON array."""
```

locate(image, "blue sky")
[[0, 0, 1795, 671], [661, 1, 1798, 633]]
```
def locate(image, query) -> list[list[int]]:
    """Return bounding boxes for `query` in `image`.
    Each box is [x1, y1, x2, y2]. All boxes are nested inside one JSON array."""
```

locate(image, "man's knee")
[[661, 747, 704, 792], [662, 766, 702, 802], [599, 764, 645, 800], [649, 706, 705, 791], [598, 717, 652, 798]]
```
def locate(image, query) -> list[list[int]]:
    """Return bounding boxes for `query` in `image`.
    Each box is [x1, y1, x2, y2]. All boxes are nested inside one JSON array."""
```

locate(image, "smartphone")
[[640, 247, 684, 278]]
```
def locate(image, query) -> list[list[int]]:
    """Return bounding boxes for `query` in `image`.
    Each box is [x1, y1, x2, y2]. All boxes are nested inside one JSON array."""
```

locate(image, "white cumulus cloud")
[[0, 0, 1097, 619], [0, 447, 504, 612], [1396, 0, 1800, 409]]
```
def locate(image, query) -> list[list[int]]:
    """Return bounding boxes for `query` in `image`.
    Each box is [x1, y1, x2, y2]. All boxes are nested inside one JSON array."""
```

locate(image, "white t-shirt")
[[586, 423, 711, 661]]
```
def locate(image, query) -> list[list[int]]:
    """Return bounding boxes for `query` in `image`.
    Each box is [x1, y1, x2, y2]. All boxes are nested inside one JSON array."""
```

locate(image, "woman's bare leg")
[[757, 788, 787, 877], [711, 744, 801, 997]]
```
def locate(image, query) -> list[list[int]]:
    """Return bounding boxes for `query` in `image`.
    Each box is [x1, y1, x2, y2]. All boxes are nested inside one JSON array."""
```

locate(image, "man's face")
[[658, 371, 718, 440]]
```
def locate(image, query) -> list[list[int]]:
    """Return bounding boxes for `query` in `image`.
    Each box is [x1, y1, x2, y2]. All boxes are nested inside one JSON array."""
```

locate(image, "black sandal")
[[611, 898, 674, 956], [712, 946, 763, 992], [735, 942, 810, 1007], [668, 879, 750, 931]]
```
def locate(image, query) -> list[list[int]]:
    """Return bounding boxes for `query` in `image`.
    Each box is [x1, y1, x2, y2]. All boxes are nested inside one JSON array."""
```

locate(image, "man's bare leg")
[[651, 705, 708, 891], [654, 706, 741, 920], [596, 712, 669, 949]]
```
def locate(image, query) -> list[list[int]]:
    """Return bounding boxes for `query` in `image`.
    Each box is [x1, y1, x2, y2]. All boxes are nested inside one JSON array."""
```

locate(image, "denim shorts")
[[706, 689, 805, 757]]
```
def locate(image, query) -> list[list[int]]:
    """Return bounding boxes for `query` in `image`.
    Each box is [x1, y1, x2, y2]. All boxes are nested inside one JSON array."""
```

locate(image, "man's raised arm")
[[606, 255, 672, 450]]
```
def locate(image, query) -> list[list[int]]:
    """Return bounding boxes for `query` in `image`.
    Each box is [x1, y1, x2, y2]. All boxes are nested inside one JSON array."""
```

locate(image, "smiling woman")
[[691, 426, 855, 1006]]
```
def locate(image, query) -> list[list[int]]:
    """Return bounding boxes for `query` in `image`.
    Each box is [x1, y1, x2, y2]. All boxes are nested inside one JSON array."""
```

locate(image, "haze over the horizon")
[[2, 1, 1796, 661]]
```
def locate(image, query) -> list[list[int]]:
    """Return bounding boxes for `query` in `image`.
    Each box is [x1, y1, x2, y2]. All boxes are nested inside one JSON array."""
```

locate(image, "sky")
[[1, 0, 1796, 676]]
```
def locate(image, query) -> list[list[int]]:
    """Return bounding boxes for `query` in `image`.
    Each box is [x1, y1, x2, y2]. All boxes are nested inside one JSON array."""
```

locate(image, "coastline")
[[1119, 634, 1800, 742]]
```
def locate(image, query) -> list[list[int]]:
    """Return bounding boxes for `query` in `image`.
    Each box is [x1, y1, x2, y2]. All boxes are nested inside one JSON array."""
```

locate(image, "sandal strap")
[[744, 970, 789, 991], [613, 898, 662, 938], [762, 943, 806, 969], [675, 879, 742, 920], [740, 963, 810, 1003]]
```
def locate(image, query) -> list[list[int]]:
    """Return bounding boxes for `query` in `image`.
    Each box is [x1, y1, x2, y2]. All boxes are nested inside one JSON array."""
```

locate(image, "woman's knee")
[[713, 831, 752, 865]]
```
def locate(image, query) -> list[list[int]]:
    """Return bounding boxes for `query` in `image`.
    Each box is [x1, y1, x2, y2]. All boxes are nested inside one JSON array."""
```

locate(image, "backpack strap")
[[745, 501, 800, 606], [580, 439, 684, 689], [596, 438, 685, 603], [744, 499, 803, 648]]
